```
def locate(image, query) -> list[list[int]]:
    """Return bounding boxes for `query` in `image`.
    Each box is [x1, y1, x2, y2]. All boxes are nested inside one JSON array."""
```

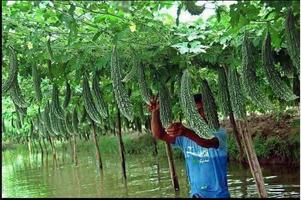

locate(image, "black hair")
[[193, 93, 203, 103]]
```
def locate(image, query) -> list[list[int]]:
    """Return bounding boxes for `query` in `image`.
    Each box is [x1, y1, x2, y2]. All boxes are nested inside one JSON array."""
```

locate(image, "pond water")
[[2, 144, 300, 198]]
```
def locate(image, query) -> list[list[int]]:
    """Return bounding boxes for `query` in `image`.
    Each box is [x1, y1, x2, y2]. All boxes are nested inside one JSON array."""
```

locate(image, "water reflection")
[[2, 146, 300, 198]]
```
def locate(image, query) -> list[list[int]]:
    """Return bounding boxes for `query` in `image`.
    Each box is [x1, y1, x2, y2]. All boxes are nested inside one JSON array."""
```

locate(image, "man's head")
[[193, 93, 207, 123]]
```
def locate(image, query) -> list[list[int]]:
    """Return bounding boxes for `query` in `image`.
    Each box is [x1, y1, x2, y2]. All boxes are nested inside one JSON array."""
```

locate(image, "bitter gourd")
[[111, 45, 134, 121], [227, 67, 247, 120], [262, 31, 298, 101], [92, 71, 108, 118], [180, 70, 214, 139], [2, 46, 18, 93], [285, 8, 300, 73], [242, 33, 273, 110], [201, 79, 220, 130]]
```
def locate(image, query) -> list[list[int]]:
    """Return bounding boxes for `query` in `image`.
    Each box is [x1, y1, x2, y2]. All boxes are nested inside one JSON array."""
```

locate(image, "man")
[[148, 94, 230, 198]]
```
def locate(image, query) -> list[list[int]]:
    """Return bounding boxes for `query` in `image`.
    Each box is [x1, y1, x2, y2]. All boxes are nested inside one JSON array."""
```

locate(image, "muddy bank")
[[222, 110, 300, 166]]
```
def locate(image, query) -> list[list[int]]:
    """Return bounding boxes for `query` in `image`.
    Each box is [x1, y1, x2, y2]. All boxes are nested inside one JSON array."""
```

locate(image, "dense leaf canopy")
[[2, 1, 300, 142]]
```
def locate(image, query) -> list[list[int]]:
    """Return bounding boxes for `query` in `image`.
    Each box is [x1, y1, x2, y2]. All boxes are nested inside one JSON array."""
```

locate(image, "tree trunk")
[[237, 120, 267, 198], [116, 109, 127, 179], [229, 112, 245, 163], [92, 121, 103, 171], [165, 142, 180, 191]]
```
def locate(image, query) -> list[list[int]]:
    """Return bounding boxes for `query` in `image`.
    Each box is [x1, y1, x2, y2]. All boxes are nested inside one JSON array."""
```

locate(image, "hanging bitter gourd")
[[15, 112, 22, 129], [52, 84, 65, 119], [58, 116, 69, 137], [37, 111, 46, 137], [285, 8, 300, 73], [2, 46, 18, 93], [122, 61, 138, 82], [92, 71, 108, 118], [159, 82, 173, 129], [32, 64, 42, 103], [63, 80, 71, 108], [49, 104, 61, 136], [201, 79, 220, 130], [262, 31, 298, 101], [9, 75, 27, 108], [72, 106, 79, 134], [138, 62, 152, 104], [227, 67, 247, 120], [242, 33, 273, 111], [42, 101, 55, 136], [65, 111, 74, 135], [217, 67, 232, 117], [82, 73, 102, 124], [111, 45, 134, 121], [14, 103, 27, 126], [80, 105, 87, 123], [180, 70, 214, 139]]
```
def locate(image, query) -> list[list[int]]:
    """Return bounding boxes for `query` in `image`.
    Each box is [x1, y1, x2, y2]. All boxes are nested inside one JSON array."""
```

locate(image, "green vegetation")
[[2, 0, 300, 183]]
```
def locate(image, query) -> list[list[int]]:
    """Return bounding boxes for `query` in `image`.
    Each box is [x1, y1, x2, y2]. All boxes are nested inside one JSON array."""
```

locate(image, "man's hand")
[[166, 122, 187, 137], [148, 95, 159, 112]]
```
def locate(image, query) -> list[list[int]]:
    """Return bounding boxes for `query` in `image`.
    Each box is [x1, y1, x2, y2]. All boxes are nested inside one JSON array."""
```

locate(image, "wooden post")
[[48, 136, 57, 162], [73, 135, 78, 166], [92, 121, 103, 171], [237, 120, 267, 198], [165, 142, 180, 191], [28, 137, 32, 154], [69, 137, 73, 162], [42, 138, 48, 154], [116, 109, 127, 179], [147, 116, 158, 156], [229, 112, 245, 163], [38, 140, 44, 155]]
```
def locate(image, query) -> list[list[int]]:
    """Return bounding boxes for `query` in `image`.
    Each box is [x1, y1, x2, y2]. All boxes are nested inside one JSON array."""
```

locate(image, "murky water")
[[2, 145, 300, 198]]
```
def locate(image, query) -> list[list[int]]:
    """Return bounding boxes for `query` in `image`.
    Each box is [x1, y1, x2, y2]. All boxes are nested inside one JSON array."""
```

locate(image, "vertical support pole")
[[116, 109, 126, 179], [92, 121, 103, 171], [237, 120, 267, 198], [165, 142, 180, 191]]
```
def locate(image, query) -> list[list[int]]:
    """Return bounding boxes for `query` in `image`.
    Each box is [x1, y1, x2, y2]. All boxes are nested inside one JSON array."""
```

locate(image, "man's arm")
[[182, 128, 219, 148], [166, 123, 219, 149], [151, 109, 176, 144]]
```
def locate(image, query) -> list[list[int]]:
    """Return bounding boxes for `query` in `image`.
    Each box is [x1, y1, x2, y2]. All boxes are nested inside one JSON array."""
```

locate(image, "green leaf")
[[230, 10, 240, 27], [92, 31, 102, 41]]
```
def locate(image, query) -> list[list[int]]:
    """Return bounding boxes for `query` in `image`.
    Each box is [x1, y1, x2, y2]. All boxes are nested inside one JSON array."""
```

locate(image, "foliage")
[[2, 1, 299, 144]]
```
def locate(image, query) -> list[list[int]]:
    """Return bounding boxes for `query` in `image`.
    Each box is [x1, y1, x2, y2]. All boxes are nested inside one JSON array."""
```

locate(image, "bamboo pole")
[[42, 138, 48, 155], [237, 120, 268, 198], [165, 142, 180, 191], [48, 136, 57, 164], [229, 112, 245, 163], [73, 135, 78, 166], [92, 121, 103, 171], [28, 137, 32, 155], [116, 109, 127, 179], [69, 137, 73, 162]]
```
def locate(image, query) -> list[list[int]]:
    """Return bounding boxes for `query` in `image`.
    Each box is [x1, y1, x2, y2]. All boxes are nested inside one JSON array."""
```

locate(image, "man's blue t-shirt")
[[172, 128, 230, 198]]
